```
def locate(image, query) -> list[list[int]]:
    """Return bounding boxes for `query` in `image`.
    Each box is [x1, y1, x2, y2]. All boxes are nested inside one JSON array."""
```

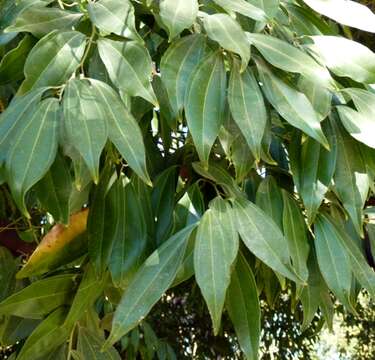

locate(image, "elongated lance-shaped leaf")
[[6, 98, 59, 217], [314, 215, 356, 312], [185, 51, 226, 166], [87, 0, 141, 42], [226, 251, 260, 360], [0, 274, 76, 319], [246, 33, 332, 88], [18, 31, 86, 95], [91, 79, 151, 185], [310, 36, 375, 84], [63, 78, 108, 183], [332, 119, 370, 236], [159, 0, 199, 41], [320, 214, 375, 298], [104, 224, 197, 348], [202, 13, 250, 72], [233, 197, 301, 283], [160, 34, 206, 117], [255, 58, 329, 149], [282, 191, 309, 284], [97, 38, 157, 106], [302, 0, 375, 33], [228, 61, 266, 160], [213, 0, 266, 21], [194, 197, 239, 335]]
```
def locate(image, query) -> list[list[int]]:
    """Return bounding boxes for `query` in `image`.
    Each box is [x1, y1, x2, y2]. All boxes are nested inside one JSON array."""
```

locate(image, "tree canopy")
[[0, 0, 375, 359]]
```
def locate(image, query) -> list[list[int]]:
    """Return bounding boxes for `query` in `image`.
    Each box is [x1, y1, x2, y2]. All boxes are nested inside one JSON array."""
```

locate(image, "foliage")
[[0, 0, 375, 358]]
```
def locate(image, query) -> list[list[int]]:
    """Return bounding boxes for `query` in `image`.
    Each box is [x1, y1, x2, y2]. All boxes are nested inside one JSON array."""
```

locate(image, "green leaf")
[[105, 224, 197, 347], [185, 51, 226, 165], [194, 197, 239, 335], [302, 0, 375, 33], [0, 316, 40, 346], [88, 0, 141, 42], [6, 97, 59, 216], [17, 31, 86, 95], [159, 0, 199, 41], [212, 0, 266, 21], [63, 78, 108, 183], [281, 191, 309, 284], [160, 34, 206, 116], [16, 307, 70, 360], [109, 179, 148, 288], [34, 153, 72, 224], [332, 120, 370, 236], [91, 79, 151, 185], [255, 59, 329, 149], [202, 13, 250, 72], [0, 35, 35, 85], [246, 33, 332, 87], [97, 38, 157, 106], [0, 274, 76, 319], [77, 326, 121, 360], [226, 251, 260, 360], [314, 214, 356, 312], [311, 36, 375, 83], [320, 214, 375, 298], [5, 7, 83, 38], [0, 247, 17, 302], [228, 61, 266, 160], [233, 197, 301, 283]]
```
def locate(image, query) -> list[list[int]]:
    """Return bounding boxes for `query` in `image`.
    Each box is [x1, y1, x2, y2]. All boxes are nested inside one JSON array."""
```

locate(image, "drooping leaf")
[[255, 59, 329, 148], [194, 197, 239, 335], [159, 0, 199, 41], [0, 274, 77, 319], [226, 251, 260, 360], [88, 0, 141, 41], [212, 0, 266, 22], [63, 78, 108, 183], [6, 97, 59, 216], [202, 13, 250, 72], [17, 209, 89, 279], [228, 61, 267, 160], [185, 51, 226, 165], [233, 197, 301, 283], [105, 224, 197, 347], [17, 31, 86, 95], [97, 38, 157, 106]]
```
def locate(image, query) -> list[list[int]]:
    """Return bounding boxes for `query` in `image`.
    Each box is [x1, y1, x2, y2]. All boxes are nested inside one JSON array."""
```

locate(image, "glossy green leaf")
[[0, 274, 76, 319], [194, 197, 239, 335], [314, 215, 355, 311], [282, 191, 309, 283], [18, 31, 86, 95], [5, 7, 83, 38], [255, 59, 329, 148], [160, 34, 206, 117], [311, 36, 375, 83], [0, 35, 35, 85], [228, 61, 266, 160], [16, 307, 70, 360], [97, 38, 157, 106], [202, 13, 250, 72], [105, 224, 197, 347], [233, 197, 301, 283], [63, 79, 108, 183], [302, 0, 375, 33], [185, 51, 226, 165], [226, 251, 260, 360], [6, 98, 59, 216], [247, 33, 332, 87], [0, 316, 39, 346], [212, 0, 266, 22], [88, 0, 141, 41], [159, 0, 199, 41]]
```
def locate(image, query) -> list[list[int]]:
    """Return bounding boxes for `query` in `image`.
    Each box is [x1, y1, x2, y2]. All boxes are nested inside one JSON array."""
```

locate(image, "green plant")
[[0, 0, 375, 358]]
